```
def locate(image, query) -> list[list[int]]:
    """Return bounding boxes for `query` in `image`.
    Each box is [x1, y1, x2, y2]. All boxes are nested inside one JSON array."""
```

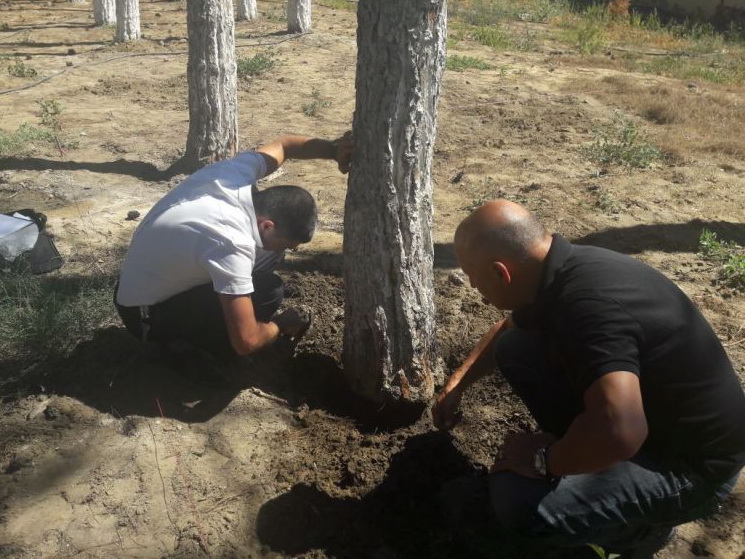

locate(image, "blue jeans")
[[485, 327, 740, 552]]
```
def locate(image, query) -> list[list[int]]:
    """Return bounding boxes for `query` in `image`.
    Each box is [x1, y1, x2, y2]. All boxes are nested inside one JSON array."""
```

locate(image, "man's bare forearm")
[[445, 316, 512, 393]]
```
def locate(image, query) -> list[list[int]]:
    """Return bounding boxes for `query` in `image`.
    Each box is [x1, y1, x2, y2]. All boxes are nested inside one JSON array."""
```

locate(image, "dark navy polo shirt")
[[512, 235, 745, 482]]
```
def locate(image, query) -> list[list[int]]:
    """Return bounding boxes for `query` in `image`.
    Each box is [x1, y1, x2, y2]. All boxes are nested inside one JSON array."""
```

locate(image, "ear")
[[492, 261, 512, 284], [257, 217, 275, 234]]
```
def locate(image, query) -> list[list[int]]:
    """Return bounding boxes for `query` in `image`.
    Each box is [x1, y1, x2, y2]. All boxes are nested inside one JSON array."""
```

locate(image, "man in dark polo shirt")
[[432, 200, 745, 558]]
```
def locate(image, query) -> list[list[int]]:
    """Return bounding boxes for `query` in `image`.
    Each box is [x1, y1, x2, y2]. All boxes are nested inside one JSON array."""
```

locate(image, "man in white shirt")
[[115, 134, 352, 363]]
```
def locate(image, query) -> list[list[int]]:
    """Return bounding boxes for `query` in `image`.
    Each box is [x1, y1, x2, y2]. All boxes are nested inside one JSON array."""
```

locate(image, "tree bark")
[[115, 0, 140, 42], [287, 0, 311, 33], [94, 0, 116, 26], [342, 0, 447, 408], [236, 0, 257, 21], [184, 0, 238, 170]]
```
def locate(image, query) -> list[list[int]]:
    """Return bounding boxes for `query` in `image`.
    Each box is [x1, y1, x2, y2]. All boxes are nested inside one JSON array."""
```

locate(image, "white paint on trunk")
[[236, 0, 257, 21], [287, 0, 311, 33], [94, 0, 116, 26], [115, 0, 140, 42]]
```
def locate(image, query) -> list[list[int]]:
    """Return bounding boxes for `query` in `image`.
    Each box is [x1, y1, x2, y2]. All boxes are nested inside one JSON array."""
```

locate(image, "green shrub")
[[583, 112, 661, 168], [237, 52, 277, 79], [0, 269, 118, 368], [699, 230, 745, 290], [446, 55, 492, 71], [472, 26, 512, 49], [0, 124, 55, 156], [7, 59, 37, 78]]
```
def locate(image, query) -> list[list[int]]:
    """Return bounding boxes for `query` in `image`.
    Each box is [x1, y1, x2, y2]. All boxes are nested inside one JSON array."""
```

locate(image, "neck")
[[513, 235, 553, 308]]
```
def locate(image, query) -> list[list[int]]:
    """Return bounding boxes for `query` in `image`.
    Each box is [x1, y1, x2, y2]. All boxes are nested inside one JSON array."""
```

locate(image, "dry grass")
[[566, 74, 745, 161]]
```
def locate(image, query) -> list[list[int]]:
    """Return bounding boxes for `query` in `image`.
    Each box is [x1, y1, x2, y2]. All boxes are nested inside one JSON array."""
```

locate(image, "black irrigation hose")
[[0, 33, 307, 97]]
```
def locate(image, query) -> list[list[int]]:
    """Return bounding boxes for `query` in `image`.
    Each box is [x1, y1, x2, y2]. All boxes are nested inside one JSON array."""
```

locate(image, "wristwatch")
[[533, 444, 553, 478]]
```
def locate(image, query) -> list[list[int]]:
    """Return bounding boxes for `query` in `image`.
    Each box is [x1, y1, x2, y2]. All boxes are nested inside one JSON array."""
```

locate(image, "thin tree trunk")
[[115, 0, 140, 42], [342, 0, 447, 408], [94, 0, 116, 26], [184, 0, 238, 170], [236, 0, 257, 21], [287, 0, 311, 33]]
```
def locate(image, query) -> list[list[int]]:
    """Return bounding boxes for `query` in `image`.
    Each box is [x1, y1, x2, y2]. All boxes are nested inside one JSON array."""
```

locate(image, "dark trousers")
[[487, 327, 739, 552], [115, 271, 284, 359]]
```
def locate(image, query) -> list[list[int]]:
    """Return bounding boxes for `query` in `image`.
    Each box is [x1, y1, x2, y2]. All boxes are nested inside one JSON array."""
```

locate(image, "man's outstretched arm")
[[256, 132, 353, 175], [432, 316, 513, 430]]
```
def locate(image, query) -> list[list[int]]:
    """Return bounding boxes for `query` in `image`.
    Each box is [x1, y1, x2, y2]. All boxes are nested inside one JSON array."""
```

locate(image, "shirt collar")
[[511, 234, 571, 327], [538, 234, 572, 298]]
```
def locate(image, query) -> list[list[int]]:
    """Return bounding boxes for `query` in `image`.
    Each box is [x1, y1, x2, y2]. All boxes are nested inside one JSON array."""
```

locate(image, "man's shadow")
[[256, 431, 505, 559]]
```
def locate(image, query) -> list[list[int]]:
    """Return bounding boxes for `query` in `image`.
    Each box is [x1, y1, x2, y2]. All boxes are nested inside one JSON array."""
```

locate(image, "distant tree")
[[115, 0, 140, 42], [94, 0, 116, 26], [287, 0, 311, 33], [236, 0, 257, 21], [183, 0, 238, 170], [343, 0, 447, 408]]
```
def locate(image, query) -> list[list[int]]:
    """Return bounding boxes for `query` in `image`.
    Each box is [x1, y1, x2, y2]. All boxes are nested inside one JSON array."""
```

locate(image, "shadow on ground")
[[255, 431, 528, 559], [573, 220, 745, 255]]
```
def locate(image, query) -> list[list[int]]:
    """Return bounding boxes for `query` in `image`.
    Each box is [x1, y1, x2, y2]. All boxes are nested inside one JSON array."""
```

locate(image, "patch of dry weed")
[[567, 75, 745, 160]]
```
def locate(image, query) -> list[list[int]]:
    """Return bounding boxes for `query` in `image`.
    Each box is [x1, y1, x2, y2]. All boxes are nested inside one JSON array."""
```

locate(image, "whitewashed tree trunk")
[[94, 0, 116, 25], [287, 0, 311, 33], [236, 0, 257, 21], [342, 0, 447, 408], [115, 0, 140, 42], [184, 0, 238, 169]]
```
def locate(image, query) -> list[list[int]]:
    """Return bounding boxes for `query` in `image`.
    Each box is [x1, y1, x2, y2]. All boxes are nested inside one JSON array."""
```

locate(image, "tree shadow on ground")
[[0, 156, 171, 181], [572, 220, 745, 255], [256, 431, 503, 559]]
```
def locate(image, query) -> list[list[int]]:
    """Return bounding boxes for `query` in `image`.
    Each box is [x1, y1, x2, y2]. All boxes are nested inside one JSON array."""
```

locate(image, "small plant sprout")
[[7, 59, 37, 78], [699, 230, 745, 290], [237, 51, 277, 79], [301, 87, 331, 117], [583, 112, 661, 168]]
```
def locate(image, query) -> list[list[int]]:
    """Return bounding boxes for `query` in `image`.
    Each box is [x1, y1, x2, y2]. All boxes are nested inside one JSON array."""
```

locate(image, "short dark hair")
[[253, 185, 317, 243]]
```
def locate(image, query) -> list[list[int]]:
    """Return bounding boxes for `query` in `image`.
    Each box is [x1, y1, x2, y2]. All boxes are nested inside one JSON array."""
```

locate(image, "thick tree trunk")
[[287, 0, 311, 33], [342, 0, 447, 408], [115, 0, 140, 42], [236, 0, 257, 21], [94, 0, 116, 25], [184, 0, 238, 170]]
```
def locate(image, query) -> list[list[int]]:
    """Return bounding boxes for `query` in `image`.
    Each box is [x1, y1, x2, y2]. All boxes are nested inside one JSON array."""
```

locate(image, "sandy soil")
[[0, 1, 744, 558]]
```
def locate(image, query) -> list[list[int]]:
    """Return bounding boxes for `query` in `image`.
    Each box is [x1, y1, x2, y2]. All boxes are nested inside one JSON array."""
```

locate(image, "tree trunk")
[[287, 0, 311, 33], [342, 0, 447, 408], [115, 0, 140, 42], [236, 0, 257, 21], [184, 0, 238, 170], [94, 0, 116, 25]]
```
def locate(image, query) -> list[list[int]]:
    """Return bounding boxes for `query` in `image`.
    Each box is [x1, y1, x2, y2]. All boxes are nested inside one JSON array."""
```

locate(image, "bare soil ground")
[[0, 1, 744, 558]]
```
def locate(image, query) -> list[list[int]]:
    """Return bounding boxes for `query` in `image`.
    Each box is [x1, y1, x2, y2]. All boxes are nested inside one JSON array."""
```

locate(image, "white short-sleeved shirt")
[[117, 152, 278, 307]]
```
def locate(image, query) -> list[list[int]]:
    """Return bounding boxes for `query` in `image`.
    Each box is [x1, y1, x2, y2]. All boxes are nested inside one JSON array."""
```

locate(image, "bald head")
[[455, 200, 549, 264]]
